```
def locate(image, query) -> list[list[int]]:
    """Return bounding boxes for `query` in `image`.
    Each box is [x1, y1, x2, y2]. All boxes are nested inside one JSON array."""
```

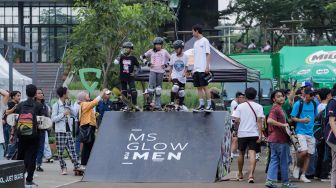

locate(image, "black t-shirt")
[[119, 55, 139, 81]]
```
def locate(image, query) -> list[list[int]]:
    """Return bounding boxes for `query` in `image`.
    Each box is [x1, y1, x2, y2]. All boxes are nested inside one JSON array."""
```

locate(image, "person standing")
[[10, 84, 43, 186], [141, 37, 170, 110], [247, 39, 257, 50], [191, 24, 212, 112], [77, 89, 106, 168], [168, 40, 188, 111], [96, 91, 113, 126], [4, 91, 21, 159], [290, 87, 317, 183], [0, 88, 9, 159], [230, 92, 245, 159], [325, 84, 336, 188], [35, 88, 53, 172], [51, 87, 81, 175], [265, 90, 297, 188], [232, 87, 264, 183]]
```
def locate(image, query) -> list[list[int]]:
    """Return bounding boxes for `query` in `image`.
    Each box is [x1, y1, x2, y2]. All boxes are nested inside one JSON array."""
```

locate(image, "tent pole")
[[8, 46, 13, 92]]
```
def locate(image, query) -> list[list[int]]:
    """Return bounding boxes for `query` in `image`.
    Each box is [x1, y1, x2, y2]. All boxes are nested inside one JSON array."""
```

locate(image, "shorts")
[[192, 72, 208, 87], [238, 136, 260, 152], [297, 134, 315, 154]]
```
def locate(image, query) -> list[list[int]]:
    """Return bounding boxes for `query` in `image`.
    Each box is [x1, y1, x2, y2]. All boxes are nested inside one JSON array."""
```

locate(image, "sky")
[[218, 0, 228, 11]]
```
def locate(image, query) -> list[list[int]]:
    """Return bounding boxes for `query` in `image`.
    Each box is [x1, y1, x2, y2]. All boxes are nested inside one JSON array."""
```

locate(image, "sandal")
[[248, 176, 255, 183]]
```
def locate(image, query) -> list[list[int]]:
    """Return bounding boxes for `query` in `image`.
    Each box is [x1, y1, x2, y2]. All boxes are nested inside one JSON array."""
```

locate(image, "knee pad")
[[147, 88, 155, 95], [178, 89, 185, 97], [171, 84, 179, 93], [155, 86, 162, 96]]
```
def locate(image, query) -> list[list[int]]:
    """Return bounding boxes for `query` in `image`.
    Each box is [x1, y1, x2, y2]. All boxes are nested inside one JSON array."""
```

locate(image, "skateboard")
[[112, 87, 141, 112], [37, 116, 52, 130], [163, 103, 177, 112], [74, 168, 84, 176], [6, 113, 19, 126], [286, 126, 300, 151]]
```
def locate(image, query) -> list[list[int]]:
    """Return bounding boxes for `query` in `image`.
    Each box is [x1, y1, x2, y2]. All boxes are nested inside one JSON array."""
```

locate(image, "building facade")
[[0, 0, 76, 63]]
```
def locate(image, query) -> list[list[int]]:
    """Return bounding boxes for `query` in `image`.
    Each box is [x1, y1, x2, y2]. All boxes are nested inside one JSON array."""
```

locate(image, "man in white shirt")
[[0, 89, 9, 160], [191, 24, 212, 112], [247, 39, 257, 50], [232, 87, 264, 183]]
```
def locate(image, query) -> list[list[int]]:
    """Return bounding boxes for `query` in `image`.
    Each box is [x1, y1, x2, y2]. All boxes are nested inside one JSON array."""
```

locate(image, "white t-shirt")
[[317, 103, 327, 113], [169, 53, 188, 83], [230, 100, 238, 113], [0, 101, 7, 144], [193, 37, 210, 73], [232, 101, 264, 138]]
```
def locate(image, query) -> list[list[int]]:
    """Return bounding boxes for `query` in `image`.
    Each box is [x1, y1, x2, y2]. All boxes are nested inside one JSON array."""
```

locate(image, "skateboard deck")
[[6, 113, 19, 126], [37, 116, 52, 130]]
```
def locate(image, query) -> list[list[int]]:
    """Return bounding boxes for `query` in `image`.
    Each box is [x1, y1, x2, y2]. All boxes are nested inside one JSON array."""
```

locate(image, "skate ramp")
[[82, 112, 229, 183]]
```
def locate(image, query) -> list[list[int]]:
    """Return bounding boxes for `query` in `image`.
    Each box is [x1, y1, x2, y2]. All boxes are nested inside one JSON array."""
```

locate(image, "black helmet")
[[173, 40, 184, 49], [122, 41, 134, 49], [153, 37, 164, 45]]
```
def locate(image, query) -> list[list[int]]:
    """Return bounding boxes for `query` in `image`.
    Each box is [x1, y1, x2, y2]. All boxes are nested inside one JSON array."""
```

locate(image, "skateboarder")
[[51, 86, 82, 175], [141, 37, 171, 110], [117, 41, 140, 110], [168, 40, 188, 111], [191, 24, 212, 112]]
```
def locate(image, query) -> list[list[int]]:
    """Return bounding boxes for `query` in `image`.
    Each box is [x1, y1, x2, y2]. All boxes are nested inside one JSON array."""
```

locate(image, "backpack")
[[293, 99, 317, 129], [211, 99, 225, 111], [314, 106, 327, 142], [16, 101, 38, 136]]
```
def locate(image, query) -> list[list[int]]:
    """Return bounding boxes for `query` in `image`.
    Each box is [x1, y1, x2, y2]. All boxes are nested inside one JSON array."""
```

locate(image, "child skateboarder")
[[168, 40, 188, 111], [141, 37, 170, 110], [118, 41, 140, 111]]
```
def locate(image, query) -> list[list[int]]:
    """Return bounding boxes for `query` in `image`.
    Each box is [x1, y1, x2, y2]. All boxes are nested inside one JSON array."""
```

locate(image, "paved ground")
[[35, 157, 330, 188]]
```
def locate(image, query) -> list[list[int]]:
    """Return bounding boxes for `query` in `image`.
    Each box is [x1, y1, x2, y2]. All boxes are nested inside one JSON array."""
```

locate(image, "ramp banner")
[[83, 112, 229, 183]]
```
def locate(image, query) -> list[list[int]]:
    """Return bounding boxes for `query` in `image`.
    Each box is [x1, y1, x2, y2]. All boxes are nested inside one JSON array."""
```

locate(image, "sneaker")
[[26, 181, 38, 186], [193, 105, 205, 112], [205, 106, 214, 112], [300, 175, 311, 183], [44, 158, 54, 163], [61, 168, 67, 175], [122, 106, 129, 112], [282, 183, 297, 188], [180, 105, 189, 112], [265, 180, 278, 188], [36, 166, 44, 172], [248, 176, 255, 183], [321, 178, 331, 182], [292, 166, 300, 179]]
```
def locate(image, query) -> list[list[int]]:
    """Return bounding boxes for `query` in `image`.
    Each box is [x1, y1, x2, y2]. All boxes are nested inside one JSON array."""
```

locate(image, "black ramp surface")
[[82, 112, 227, 183]]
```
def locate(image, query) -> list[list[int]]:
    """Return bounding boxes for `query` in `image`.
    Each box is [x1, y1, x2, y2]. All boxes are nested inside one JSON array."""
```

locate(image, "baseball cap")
[[304, 87, 314, 95], [301, 81, 313, 88]]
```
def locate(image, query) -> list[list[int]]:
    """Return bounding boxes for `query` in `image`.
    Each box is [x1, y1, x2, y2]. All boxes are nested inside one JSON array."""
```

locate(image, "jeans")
[[149, 72, 164, 108], [36, 130, 46, 166], [316, 139, 331, 179], [43, 131, 52, 159], [75, 135, 80, 158], [3, 123, 11, 155], [306, 147, 318, 177], [0, 143, 4, 160], [6, 141, 17, 159], [267, 143, 291, 183]]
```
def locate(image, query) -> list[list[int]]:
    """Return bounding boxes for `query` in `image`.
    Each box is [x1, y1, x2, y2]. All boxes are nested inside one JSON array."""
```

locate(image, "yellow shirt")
[[79, 96, 101, 127]]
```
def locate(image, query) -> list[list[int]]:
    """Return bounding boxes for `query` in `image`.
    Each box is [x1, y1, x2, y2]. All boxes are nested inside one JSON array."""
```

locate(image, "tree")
[[65, 0, 175, 88]]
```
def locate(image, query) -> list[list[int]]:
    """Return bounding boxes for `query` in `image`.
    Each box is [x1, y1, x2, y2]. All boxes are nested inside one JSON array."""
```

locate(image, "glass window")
[[0, 16, 4, 24], [32, 7, 39, 16], [23, 7, 30, 16], [5, 7, 13, 16], [56, 7, 68, 24], [7, 27, 19, 43], [41, 27, 55, 62], [224, 83, 246, 100], [0, 7, 4, 16]]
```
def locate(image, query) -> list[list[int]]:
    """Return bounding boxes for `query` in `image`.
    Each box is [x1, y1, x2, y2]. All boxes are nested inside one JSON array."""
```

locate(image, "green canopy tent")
[[287, 63, 336, 85]]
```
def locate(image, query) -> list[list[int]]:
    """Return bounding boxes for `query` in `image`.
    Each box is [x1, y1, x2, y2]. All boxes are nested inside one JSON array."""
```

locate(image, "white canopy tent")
[[0, 54, 32, 99]]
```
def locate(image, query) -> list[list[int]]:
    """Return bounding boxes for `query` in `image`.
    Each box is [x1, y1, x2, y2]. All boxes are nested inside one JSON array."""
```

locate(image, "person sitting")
[[234, 39, 247, 53], [261, 40, 271, 52], [248, 39, 257, 50]]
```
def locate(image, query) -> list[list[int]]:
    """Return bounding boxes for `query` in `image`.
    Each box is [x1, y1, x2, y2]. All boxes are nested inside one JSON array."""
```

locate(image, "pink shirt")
[[145, 49, 171, 73]]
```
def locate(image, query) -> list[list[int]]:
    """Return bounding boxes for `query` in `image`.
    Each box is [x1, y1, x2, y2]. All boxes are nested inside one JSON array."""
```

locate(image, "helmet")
[[173, 40, 184, 49], [153, 37, 164, 45], [122, 41, 134, 49]]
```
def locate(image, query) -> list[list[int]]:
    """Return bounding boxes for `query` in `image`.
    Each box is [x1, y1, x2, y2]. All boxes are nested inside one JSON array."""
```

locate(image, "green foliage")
[[65, 0, 175, 88], [48, 136, 55, 144]]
